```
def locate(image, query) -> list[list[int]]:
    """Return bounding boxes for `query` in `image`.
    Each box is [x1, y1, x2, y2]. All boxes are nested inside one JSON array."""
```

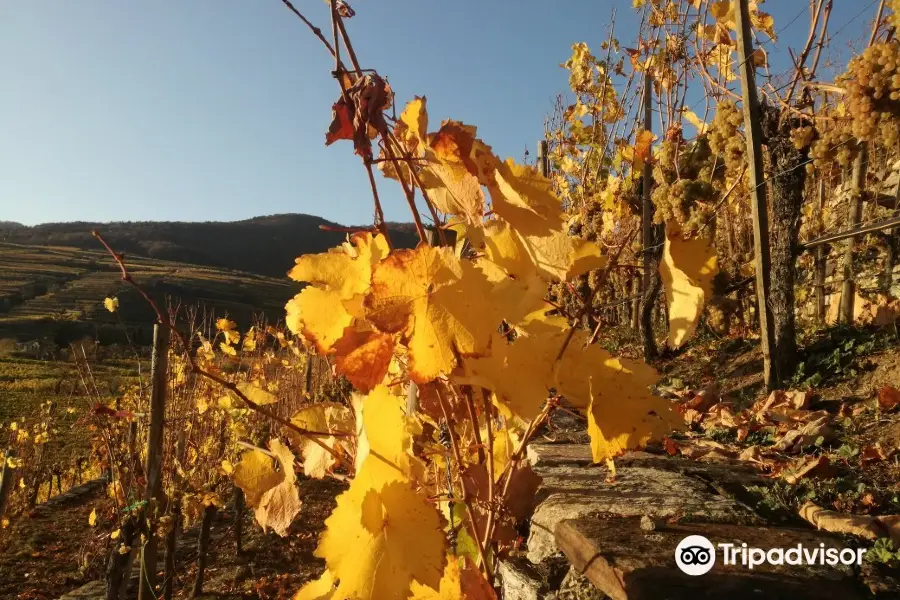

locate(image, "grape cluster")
[[707, 101, 745, 175], [808, 122, 859, 172], [651, 137, 717, 234], [653, 178, 716, 233], [648, 102, 747, 235], [843, 41, 900, 142], [892, 0, 900, 29], [789, 126, 815, 150]]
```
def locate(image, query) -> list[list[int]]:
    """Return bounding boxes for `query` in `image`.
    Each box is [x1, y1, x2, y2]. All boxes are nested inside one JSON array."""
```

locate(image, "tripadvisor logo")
[[675, 535, 716, 575], [674, 534, 866, 576]]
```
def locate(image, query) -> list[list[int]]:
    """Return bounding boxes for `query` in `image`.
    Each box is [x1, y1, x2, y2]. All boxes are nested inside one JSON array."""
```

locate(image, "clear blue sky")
[[0, 1, 875, 227]]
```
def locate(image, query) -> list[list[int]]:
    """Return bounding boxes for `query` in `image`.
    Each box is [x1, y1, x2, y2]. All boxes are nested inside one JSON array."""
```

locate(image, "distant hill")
[[0, 214, 419, 278], [0, 242, 303, 345], [0, 214, 418, 345]]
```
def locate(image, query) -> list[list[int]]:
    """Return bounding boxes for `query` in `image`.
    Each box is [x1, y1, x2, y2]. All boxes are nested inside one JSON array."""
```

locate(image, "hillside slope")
[[0, 214, 419, 278], [0, 242, 299, 345]]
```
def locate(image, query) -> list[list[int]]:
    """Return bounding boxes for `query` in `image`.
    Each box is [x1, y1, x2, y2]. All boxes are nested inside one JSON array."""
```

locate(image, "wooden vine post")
[[814, 179, 828, 324], [537, 139, 549, 179], [735, 0, 777, 390], [0, 448, 16, 524], [138, 323, 170, 600], [639, 72, 660, 360], [839, 146, 869, 323]]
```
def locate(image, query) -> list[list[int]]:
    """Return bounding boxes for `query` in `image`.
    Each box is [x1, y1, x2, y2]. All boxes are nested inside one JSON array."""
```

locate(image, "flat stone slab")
[[526, 444, 763, 563], [31, 477, 107, 518], [555, 515, 867, 600], [56, 580, 105, 600]]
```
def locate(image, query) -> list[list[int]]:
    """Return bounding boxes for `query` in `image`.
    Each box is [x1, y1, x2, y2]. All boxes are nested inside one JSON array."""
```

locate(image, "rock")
[[639, 515, 656, 532], [55, 580, 105, 600], [555, 515, 867, 600], [498, 557, 545, 600], [526, 444, 762, 564], [878, 420, 900, 449], [556, 567, 608, 600], [860, 562, 900, 598]]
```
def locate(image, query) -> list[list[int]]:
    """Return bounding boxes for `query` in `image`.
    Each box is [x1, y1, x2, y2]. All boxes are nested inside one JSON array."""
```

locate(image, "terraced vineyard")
[[0, 242, 299, 344]]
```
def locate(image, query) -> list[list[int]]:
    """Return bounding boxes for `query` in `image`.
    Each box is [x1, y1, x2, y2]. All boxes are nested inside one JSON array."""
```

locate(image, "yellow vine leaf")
[[709, 0, 735, 28], [462, 314, 680, 461], [236, 381, 277, 406], [316, 472, 446, 600], [242, 326, 257, 351], [490, 427, 521, 481], [103, 297, 119, 313], [523, 228, 604, 281], [481, 219, 604, 284], [706, 45, 736, 81], [354, 385, 422, 485], [288, 232, 388, 299], [752, 9, 776, 40], [480, 220, 535, 281], [216, 317, 236, 331], [286, 232, 389, 352], [490, 159, 565, 237], [219, 342, 237, 356], [351, 392, 369, 474], [233, 448, 283, 508], [294, 570, 336, 600], [108, 480, 125, 505], [216, 318, 241, 345], [287, 287, 354, 353], [254, 438, 302, 537], [420, 120, 486, 226], [659, 228, 718, 349], [478, 260, 547, 325], [290, 402, 353, 479], [410, 556, 462, 600], [681, 108, 709, 135], [456, 331, 557, 420], [633, 129, 656, 168], [88, 508, 98, 527], [365, 246, 498, 383], [586, 369, 681, 463], [332, 327, 395, 393], [410, 556, 494, 599], [400, 96, 428, 151]]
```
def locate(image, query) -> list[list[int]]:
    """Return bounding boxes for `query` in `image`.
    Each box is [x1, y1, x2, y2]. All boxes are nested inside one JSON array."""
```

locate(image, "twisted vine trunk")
[[761, 105, 808, 383], [233, 485, 245, 553], [106, 516, 139, 600], [641, 223, 664, 360], [163, 499, 180, 600], [190, 504, 217, 599]]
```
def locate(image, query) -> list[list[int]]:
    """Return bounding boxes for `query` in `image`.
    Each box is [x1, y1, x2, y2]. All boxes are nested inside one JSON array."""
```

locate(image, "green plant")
[[865, 538, 900, 565]]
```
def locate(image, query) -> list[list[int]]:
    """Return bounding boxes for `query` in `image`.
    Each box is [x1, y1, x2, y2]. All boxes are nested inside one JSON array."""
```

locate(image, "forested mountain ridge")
[[0, 214, 419, 278]]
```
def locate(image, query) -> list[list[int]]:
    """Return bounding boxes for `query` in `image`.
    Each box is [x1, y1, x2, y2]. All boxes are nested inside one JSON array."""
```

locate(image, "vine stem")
[[385, 132, 448, 246], [434, 386, 493, 583], [483, 399, 554, 546], [479, 388, 496, 552], [554, 225, 638, 361], [91, 231, 349, 470], [460, 386, 485, 465], [379, 139, 429, 243], [279, 0, 341, 65]]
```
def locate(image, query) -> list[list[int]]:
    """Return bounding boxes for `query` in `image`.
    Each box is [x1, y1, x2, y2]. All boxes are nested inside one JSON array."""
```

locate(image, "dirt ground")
[[2, 324, 898, 599], [0, 477, 345, 600]]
